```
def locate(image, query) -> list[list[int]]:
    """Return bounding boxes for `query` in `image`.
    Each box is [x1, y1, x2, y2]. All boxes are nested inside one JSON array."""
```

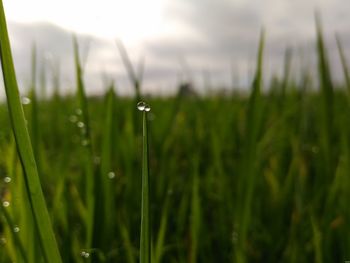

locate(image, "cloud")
[[1, 0, 350, 99], [6, 22, 93, 94]]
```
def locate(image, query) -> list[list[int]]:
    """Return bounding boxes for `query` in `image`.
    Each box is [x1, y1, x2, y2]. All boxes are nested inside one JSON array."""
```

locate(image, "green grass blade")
[[281, 47, 292, 99], [153, 195, 169, 263], [116, 40, 142, 101], [29, 45, 40, 167], [315, 13, 334, 177], [95, 85, 115, 248], [310, 214, 323, 263], [336, 34, 350, 94], [73, 36, 91, 138], [236, 29, 265, 263], [0, 202, 28, 263], [0, 1, 62, 262], [189, 155, 200, 263], [39, 59, 47, 100], [119, 218, 136, 263], [139, 105, 151, 263], [73, 35, 95, 250]]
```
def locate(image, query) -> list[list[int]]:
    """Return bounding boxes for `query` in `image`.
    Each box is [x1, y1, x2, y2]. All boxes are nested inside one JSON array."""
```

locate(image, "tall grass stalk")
[[73, 36, 95, 250], [336, 34, 350, 94], [95, 85, 115, 249], [236, 29, 265, 263], [315, 14, 334, 179], [116, 41, 143, 102], [139, 104, 151, 263], [0, 1, 62, 262]]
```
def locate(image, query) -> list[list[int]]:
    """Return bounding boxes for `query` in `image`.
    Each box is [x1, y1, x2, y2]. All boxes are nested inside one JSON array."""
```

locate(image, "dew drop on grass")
[[77, 122, 85, 128], [13, 226, 20, 233], [3, 177, 11, 183], [21, 97, 31, 105], [0, 237, 6, 245], [137, 101, 146, 111], [80, 251, 90, 258], [2, 201, 10, 207], [137, 101, 151, 112], [108, 171, 115, 179], [81, 139, 90, 147], [75, 108, 83, 115], [144, 104, 151, 112], [69, 115, 78, 123]]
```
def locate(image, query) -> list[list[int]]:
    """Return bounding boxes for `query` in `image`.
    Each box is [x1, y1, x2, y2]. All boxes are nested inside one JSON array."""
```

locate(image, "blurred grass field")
[[1, 1, 350, 262]]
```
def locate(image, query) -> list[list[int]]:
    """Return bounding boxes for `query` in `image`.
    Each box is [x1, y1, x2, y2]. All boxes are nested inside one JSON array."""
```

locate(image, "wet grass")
[[0, 2, 350, 262]]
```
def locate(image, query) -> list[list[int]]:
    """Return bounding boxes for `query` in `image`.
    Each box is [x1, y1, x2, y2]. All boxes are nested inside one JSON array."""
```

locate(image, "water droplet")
[[81, 139, 90, 147], [144, 105, 151, 112], [0, 237, 6, 245], [108, 172, 115, 179], [4, 177, 11, 183], [2, 201, 10, 207], [75, 109, 83, 115], [80, 251, 90, 258], [21, 97, 31, 105], [77, 122, 85, 128], [13, 226, 20, 233], [137, 101, 146, 111], [137, 101, 151, 112], [69, 115, 78, 123]]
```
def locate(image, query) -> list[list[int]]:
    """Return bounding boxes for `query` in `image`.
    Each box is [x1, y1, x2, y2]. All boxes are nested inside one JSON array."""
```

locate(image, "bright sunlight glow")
[[3, 0, 166, 44]]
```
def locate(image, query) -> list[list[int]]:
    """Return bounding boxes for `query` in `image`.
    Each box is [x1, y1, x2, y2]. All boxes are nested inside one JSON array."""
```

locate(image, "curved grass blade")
[[0, 1, 62, 262], [116, 40, 142, 101], [0, 203, 28, 263]]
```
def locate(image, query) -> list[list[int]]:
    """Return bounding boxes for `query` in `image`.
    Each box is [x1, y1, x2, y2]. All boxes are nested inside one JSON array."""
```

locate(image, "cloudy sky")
[[1, 0, 350, 97]]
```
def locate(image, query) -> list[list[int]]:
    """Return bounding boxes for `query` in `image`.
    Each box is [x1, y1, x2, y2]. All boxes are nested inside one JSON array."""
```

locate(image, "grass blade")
[[0, 202, 28, 263], [73, 35, 95, 250], [336, 34, 350, 94], [0, 1, 62, 262], [236, 29, 265, 263], [139, 103, 151, 263], [95, 84, 116, 249], [116, 40, 142, 101]]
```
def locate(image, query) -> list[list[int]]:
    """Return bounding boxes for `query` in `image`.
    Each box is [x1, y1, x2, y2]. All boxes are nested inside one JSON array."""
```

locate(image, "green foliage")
[[0, 6, 349, 263], [140, 106, 151, 263], [0, 0, 62, 262]]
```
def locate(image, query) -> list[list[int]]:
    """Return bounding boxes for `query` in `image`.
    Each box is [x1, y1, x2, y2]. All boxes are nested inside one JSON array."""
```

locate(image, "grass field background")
[[1, 1, 350, 262]]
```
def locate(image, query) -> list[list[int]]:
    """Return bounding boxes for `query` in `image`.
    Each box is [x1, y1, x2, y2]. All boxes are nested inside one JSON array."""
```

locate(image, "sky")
[[1, 0, 350, 97]]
